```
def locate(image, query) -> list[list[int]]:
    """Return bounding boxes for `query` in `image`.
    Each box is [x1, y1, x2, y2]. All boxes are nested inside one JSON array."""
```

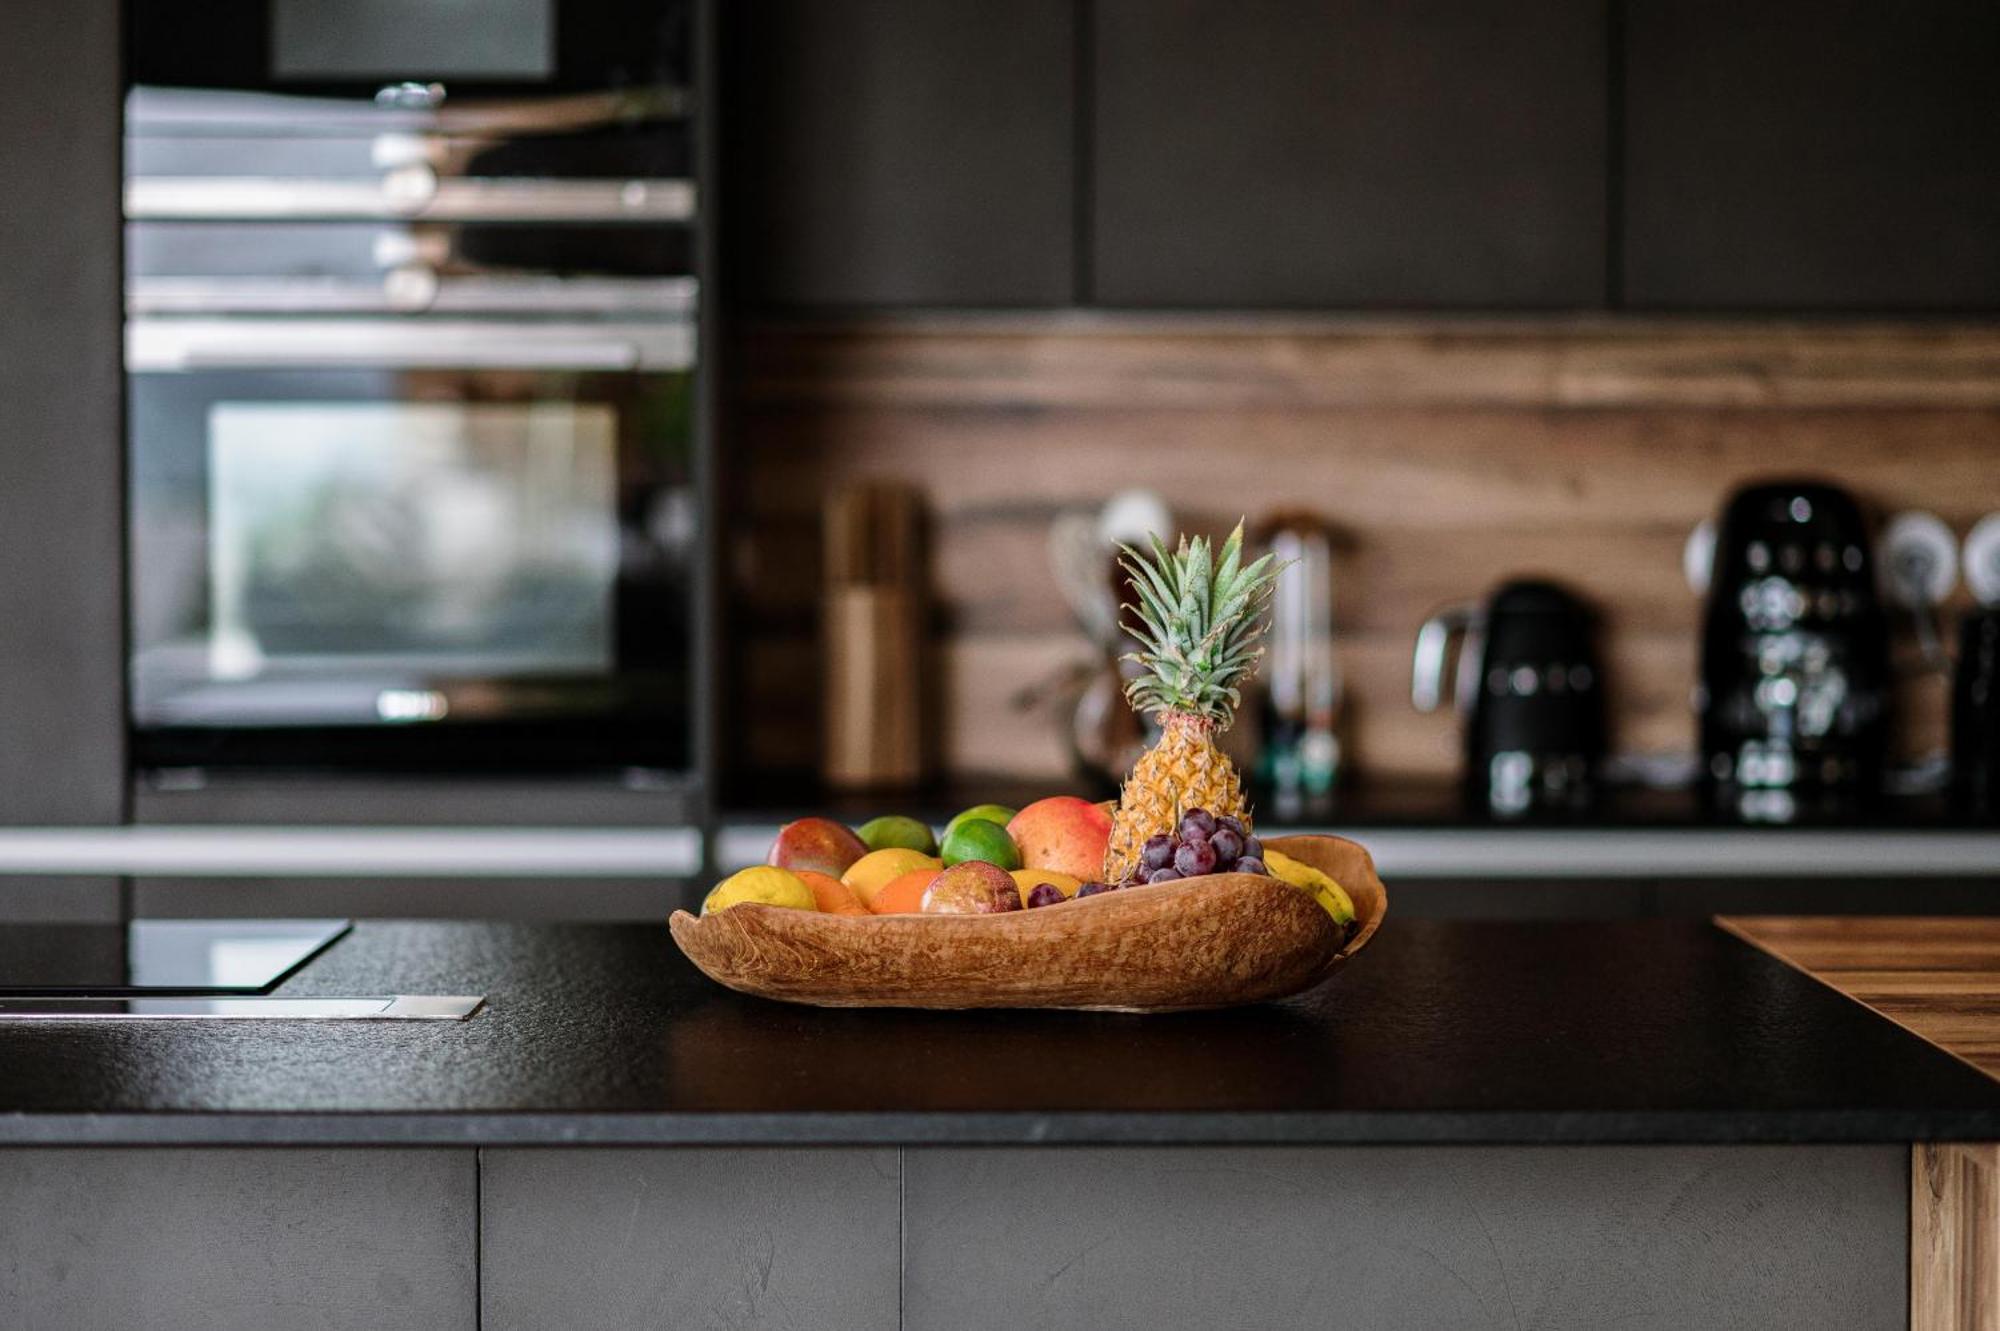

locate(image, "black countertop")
[[4, 916, 1999, 1147]]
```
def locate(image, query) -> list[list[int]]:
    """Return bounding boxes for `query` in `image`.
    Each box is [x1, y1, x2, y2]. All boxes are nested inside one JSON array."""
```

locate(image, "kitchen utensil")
[[670, 834, 1384, 1012], [1411, 579, 1604, 815], [1697, 479, 1889, 818], [1026, 492, 1172, 787], [1880, 510, 1957, 673], [823, 483, 926, 789], [1256, 513, 1342, 799]]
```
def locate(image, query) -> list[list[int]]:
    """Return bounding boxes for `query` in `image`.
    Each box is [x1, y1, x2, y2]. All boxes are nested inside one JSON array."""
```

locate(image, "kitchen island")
[[2, 917, 1994, 1329]]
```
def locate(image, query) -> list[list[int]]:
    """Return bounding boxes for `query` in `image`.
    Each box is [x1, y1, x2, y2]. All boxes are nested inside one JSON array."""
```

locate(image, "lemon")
[[700, 866, 817, 915], [1263, 849, 1355, 928]]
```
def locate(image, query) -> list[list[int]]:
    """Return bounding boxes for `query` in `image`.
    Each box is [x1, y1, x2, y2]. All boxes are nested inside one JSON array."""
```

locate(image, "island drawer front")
[[902, 1146, 1909, 1330], [472, 1144, 1906, 1330], [480, 1148, 901, 1331], [0, 1149, 474, 1331]]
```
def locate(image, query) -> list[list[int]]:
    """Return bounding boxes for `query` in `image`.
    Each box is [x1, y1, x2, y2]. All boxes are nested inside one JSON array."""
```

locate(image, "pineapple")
[[1104, 522, 1280, 882]]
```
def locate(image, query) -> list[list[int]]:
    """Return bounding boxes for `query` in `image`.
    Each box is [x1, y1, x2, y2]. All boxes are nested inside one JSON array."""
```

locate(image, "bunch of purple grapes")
[[1131, 808, 1266, 886]]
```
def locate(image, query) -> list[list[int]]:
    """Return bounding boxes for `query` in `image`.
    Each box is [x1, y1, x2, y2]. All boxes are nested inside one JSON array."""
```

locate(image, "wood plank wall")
[[726, 318, 2000, 783]]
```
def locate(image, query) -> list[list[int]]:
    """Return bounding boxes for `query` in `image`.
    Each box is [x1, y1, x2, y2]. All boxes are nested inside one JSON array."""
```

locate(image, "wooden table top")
[[1719, 917, 2000, 1080]]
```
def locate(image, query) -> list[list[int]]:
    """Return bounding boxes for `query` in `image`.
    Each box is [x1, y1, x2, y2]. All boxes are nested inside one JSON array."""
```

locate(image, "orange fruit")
[[794, 870, 870, 916], [841, 848, 942, 904], [869, 868, 939, 915]]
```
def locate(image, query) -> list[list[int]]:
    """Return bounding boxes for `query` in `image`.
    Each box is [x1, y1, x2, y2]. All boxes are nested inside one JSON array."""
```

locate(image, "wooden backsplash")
[[725, 318, 2000, 783]]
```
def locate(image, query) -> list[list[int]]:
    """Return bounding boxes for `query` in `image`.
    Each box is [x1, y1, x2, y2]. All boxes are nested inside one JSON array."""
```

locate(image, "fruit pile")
[[695, 522, 1358, 939], [700, 795, 1356, 936], [702, 796, 1121, 918]]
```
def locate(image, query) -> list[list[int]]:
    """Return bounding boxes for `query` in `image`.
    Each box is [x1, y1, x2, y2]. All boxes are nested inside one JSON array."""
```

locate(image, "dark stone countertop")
[[3, 916, 1999, 1146]]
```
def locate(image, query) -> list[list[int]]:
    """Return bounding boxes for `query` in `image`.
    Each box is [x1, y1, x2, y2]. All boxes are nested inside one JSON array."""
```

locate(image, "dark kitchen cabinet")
[[727, 0, 1076, 308], [1089, 0, 1608, 308], [1624, 1, 2000, 311], [0, 3, 124, 916]]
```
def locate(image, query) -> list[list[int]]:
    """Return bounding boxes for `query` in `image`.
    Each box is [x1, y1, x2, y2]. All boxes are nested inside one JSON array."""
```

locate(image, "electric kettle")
[[1411, 579, 1605, 815]]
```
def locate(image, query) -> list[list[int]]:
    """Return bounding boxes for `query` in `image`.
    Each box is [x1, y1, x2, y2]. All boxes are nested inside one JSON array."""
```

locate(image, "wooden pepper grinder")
[[822, 482, 928, 789]]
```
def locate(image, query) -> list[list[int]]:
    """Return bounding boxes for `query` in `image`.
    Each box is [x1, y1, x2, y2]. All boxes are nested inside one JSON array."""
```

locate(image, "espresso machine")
[[1696, 480, 1890, 820]]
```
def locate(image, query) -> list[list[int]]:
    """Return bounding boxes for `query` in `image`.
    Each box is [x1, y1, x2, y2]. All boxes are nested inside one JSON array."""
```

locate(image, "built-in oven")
[[124, 0, 704, 781]]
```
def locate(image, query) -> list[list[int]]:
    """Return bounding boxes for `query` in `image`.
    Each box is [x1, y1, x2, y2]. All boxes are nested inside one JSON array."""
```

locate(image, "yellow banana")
[[1263, 849, 1356, 929]]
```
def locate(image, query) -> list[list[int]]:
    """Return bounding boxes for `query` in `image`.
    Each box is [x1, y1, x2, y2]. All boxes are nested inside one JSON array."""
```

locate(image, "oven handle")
[[126, 317, 694, 373], [124, 175, 697, 224]]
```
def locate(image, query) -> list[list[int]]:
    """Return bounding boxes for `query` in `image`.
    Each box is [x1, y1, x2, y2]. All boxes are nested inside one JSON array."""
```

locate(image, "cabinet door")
[[1091, 0, 1608, 308], [0, 4, 124, 827], [1624, 1, 2000, 310], [728, 0, 1075, 308]]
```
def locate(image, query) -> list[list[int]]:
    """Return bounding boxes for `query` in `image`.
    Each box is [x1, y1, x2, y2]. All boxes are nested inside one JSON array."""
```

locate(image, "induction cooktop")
[[0, 919, 351, 996]]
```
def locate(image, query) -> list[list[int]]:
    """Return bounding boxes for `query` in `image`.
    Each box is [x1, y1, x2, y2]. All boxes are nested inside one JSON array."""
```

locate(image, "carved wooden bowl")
[[669, 833, 1386, 1012]]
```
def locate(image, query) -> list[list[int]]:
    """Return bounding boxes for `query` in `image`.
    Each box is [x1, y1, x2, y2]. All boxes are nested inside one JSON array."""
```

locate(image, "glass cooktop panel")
[[0, 918, 351, 995]]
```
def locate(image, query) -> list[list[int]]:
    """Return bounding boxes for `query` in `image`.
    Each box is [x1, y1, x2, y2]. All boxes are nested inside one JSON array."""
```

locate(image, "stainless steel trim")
[[717, 822, 2000, 879], [128, 275, 699, 317], [0, 995, 485, 1020], [127, 84, 689, 134], [1312, 828, 2000, 879], [126, 317, 695, 372], [0, 827, 701, 878], [126, 176, 697, 222]]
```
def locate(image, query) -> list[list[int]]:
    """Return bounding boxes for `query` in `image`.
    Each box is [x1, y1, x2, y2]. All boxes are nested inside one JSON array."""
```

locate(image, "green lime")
[[939, 818, 1021, 871], [856, 814, 938, 856], [943, 803, 1017, 842]]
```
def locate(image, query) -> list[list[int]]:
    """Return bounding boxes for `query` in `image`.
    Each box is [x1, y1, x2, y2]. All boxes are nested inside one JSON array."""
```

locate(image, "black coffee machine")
[[1412, 579, 1605, 816], [1953, 609, 2000, 819], [1697, 480, 1890, 820]]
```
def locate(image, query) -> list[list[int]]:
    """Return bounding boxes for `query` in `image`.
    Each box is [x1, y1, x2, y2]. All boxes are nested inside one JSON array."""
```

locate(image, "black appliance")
[[122, 0, 704, 778], [1411, 579, 1605, 816], [1953, 608, 2000, 820], [1697, 480, 1889, 820]]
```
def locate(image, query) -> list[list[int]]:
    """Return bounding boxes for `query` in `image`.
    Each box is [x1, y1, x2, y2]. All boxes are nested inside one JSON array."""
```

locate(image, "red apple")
[[1006, 796, 1114, 881], [767, 817, 868, 878]]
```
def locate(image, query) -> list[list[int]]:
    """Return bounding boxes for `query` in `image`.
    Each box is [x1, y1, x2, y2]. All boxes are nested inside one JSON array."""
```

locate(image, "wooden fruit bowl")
[[669, 834, 1386, 1013]]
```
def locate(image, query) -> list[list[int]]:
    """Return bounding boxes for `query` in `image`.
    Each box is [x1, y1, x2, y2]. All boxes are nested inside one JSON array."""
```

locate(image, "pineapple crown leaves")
[[1116, 521, 1283, 729]]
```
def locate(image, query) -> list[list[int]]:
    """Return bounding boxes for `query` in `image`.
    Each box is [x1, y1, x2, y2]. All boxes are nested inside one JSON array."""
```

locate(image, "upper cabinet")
[[1088, 0, 1608, 308], [727, 1, 2000, 315], [1623, 1, 2000, 311], [726, 0, 1076, 308]]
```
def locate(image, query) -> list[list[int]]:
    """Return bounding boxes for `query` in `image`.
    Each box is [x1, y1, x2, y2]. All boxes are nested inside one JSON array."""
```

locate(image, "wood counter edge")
[[1717, 915, 2000, 1331]]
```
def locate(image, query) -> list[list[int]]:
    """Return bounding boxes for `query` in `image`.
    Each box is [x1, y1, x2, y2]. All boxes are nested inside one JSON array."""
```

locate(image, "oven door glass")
[[129, 360, 693, 773]]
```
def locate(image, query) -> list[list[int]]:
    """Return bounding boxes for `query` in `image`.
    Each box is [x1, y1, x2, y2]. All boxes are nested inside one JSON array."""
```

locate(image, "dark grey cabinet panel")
[[132, 875, 684, 921], [1624, 1, 2000, 310], [0, 1, 124, 825], [1091, 0, 1608, 308], [0, 1149, 475, 1331], [904, 1146, 1906, 1330], [482, 1148, 901, 1331], [728, 0, 1075, 307]]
